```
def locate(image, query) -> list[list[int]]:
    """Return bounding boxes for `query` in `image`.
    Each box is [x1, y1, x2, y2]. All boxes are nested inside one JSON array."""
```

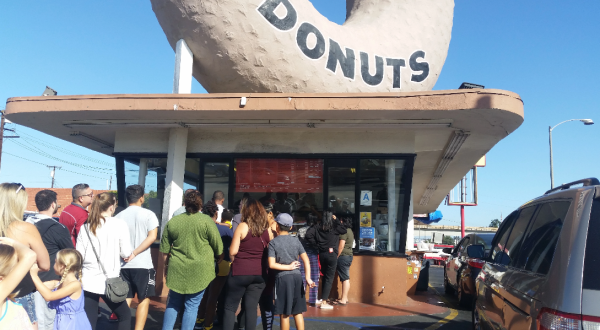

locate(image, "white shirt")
[[115, 206, 159, 269], [76, 217, 132, 294], [217, 204, 224, 223]]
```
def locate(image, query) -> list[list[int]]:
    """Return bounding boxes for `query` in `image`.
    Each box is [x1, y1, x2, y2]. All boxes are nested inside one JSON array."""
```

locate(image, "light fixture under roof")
[[419, 131, 471, 206]]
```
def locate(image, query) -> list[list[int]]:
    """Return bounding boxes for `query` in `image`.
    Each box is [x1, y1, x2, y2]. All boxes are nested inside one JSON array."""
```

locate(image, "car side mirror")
[[442, 247, 452, 254], [467, 244, 485, 258]]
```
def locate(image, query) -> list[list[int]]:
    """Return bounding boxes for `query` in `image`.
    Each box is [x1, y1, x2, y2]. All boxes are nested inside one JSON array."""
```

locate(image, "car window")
[[515, 201, 570, 275], [583, 199, 600, 290], [501, 206, 537, 266], [475, 235, 494, 249], [453, 238, 468, 254], [491, 211, 518, 262], [459, 237, 470, 253]]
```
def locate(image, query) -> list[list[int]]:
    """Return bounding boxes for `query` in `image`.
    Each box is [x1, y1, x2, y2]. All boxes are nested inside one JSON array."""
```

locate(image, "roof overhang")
[[5, 89, 524, 213]]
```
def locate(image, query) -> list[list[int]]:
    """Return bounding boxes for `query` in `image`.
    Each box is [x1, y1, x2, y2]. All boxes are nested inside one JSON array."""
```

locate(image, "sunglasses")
[[80, 192, 94, 198], [11, 183, 25, 194]]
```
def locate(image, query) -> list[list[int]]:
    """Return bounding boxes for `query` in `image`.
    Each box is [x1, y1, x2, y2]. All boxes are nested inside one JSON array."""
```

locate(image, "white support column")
[[173, 39, 193, 94], [160, 128, 189, 234], [138, 158, 148, 188]]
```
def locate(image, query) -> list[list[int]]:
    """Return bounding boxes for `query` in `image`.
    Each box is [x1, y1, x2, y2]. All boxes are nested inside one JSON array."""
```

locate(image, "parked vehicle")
[[472, 178, 600, 330], [443, 233, 495, 307]]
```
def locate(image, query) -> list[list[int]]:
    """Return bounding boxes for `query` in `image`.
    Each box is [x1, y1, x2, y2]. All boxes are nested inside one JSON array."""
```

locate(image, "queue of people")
[[0, 182, 355, 330]]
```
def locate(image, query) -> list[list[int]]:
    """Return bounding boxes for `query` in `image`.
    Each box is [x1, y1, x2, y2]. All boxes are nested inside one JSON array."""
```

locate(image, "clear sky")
[[1, 1, 599, 227]]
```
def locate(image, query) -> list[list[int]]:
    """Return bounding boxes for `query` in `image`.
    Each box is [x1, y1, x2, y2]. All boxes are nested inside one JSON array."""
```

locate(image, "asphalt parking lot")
[[97, 266, 473, 330]]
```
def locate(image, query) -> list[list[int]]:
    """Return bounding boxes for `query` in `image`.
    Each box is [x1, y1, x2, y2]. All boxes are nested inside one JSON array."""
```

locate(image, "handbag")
[[84, 225, 129, 303]]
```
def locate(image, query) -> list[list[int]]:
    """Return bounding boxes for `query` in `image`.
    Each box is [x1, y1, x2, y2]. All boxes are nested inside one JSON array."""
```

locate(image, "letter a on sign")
[[360, 191, 372, 206]]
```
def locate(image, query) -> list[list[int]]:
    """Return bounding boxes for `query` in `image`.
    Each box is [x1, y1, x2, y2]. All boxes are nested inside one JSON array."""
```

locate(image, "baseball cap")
[[275, 213, 293, 227]]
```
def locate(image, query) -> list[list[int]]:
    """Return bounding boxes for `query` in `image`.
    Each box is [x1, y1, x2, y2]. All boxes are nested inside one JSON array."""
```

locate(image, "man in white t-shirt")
[[116, 184, 159, 330], [213, 190, 225, 223]]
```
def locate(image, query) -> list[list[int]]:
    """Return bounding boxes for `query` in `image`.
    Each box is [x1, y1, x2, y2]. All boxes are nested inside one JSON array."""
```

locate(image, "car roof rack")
[[545, 178, 600, 195]]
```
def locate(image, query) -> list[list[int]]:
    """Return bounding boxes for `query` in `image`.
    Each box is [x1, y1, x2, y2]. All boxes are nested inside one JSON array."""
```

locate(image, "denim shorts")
[[337, 255, 353, 282], [15, 292, 37, 323]]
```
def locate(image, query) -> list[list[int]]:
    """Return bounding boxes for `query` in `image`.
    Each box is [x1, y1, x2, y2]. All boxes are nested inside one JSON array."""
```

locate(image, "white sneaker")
[[319, 303, 333, 310]]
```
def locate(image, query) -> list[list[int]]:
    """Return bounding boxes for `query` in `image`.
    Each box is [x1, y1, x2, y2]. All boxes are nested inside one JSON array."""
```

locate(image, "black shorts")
[[120, 268, 156, 300], [273, 273, 307, 316], [337, 255, 353, 282]]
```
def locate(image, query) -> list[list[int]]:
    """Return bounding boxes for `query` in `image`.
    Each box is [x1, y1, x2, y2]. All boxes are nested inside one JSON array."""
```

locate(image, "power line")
[[3, 152, 109, 181], [8, 139, 115, 174], [17, 131, 114, 167]]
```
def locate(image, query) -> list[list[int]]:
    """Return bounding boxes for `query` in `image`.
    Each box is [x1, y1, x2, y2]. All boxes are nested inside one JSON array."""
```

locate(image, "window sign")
[[360, 190, 372, 206], [359, 227, 376, 251], [360, 212, 372, 227]]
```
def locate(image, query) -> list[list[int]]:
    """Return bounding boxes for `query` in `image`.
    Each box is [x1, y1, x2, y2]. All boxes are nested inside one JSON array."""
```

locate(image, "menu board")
[[236, 159, 323, 193]]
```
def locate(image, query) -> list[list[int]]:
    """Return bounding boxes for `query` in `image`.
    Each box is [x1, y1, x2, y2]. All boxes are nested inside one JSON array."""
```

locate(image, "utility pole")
[[47, 166, 62, 188], [0, 111, 4, 173], [109, 175, 112, 190], [0, 110, 20, 173]]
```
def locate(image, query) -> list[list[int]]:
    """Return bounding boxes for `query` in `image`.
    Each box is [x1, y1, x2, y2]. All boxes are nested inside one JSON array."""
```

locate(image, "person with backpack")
[[26, 190, 74, 330], [305, 211, 347, 309]]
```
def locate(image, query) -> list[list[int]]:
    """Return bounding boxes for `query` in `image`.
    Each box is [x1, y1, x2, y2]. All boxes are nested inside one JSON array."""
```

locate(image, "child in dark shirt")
[[267, 214, 315, 330]]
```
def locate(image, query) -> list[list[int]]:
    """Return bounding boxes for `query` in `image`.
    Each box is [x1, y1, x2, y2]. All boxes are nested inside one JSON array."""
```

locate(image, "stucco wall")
[[114, 128, 416, 154]]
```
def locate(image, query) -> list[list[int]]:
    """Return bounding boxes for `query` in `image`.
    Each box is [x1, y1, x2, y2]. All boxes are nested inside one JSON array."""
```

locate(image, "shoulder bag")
[[83, 225, 129, 303]]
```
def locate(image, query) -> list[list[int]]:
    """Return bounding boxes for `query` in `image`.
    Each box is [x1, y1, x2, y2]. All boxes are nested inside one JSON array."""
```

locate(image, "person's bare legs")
[[293, 314, 305, 330], [340, 280, 350, 304], [126, 297, 151, 330], [280, 315, 290, 330]]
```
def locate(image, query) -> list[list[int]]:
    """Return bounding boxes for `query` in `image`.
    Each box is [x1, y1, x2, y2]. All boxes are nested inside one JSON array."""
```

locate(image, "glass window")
[[458, 237, 471, 254], [233, 158, 324, 232], [474, 234, 494, 250], [358, 159, 407, 252], [501, 206, 537, 266], [123, 157, 168, 228], [203, 161, 229, 208], [491, 211, 518, 262], [515, 201, 570, 275], [583, 200, 600, 290]]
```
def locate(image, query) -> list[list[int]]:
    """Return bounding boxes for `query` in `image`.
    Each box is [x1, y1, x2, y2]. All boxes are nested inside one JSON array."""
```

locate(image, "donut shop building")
[[5, 89, 523, 304]]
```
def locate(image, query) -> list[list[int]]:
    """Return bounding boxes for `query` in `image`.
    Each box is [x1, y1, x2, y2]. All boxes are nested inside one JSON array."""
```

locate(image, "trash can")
[[416, 260, 430, 291]]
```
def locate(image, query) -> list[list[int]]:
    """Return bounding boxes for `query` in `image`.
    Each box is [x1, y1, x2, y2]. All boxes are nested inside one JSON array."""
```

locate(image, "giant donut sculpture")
[[151, 0, 454, 93]]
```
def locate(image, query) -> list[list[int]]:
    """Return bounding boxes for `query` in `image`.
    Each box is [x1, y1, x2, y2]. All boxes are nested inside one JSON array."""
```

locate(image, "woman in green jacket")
[[160, 190, 223, 330]]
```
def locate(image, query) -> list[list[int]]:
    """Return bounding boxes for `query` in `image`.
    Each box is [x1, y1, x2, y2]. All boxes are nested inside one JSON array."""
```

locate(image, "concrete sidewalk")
[[96, 283, 457, 330]]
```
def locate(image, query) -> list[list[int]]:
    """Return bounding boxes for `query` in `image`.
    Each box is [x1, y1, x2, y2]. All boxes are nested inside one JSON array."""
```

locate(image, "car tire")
[[472, 301, 481, 330], [444, 270, 454, 294], [458, 277, 473, 308]]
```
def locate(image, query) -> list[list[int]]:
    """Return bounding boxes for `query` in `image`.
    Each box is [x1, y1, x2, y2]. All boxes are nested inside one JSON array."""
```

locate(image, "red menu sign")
[[236, 159, 323, 193]]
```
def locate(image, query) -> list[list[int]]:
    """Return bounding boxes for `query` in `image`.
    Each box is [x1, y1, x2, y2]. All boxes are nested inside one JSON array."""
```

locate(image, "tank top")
[[0, 299, 33, 330], [232, 229, 270, 276]]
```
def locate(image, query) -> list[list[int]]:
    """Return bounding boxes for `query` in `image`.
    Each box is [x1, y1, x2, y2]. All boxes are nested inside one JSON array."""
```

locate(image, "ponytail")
[[87, 192, 117, 235]]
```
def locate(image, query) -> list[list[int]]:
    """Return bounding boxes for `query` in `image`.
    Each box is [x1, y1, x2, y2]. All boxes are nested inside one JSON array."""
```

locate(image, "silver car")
[[473, 178, 600, 329]]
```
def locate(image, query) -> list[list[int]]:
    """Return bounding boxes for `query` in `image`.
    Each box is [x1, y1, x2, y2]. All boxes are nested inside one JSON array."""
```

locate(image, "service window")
[[501, 206, 537, 266], [515, 201, 570, 275]]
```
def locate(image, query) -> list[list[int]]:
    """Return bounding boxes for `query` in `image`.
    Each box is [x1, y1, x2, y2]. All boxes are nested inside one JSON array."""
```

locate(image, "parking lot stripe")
[[425, 284, 459, 329]]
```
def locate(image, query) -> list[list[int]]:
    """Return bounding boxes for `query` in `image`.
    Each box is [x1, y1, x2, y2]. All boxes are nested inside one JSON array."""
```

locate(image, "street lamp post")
[[549, 119, 594, 189]]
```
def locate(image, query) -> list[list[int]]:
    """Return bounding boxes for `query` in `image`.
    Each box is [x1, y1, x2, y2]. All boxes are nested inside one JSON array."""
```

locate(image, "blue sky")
[[1, 1, 599, 227]]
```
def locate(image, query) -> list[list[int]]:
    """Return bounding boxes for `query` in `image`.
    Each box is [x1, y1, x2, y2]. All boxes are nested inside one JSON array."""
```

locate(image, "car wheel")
[[458, 277, 473, 308], [472, 301, 481, 330], [444, 270, 454, 294]]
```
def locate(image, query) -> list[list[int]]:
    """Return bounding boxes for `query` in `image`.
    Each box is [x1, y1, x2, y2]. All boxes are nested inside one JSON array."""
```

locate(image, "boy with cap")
[[267, 213, 315, 330]]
